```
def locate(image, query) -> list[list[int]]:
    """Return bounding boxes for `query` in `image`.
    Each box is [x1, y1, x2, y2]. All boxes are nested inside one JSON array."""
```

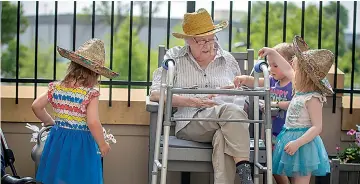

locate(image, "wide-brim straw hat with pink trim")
[[57, 38, 119, 79], [293, 35, 334, 95], [172, 8, 228, 39]]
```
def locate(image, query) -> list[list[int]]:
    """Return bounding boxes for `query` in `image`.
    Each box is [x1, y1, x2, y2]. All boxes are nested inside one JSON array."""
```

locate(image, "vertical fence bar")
[[128, 1, 133, 107], [265, 1, 269, 47], [318, 1, 322, 49], [247, 1, 251, 49], [16, 1, 21, 104], [92, 1, 95, 38], [350, 1, 357, 114], [228, 1, 233, 52], [73, 1, 77, 51], [301, 1, 305, 39], [146, 1, 152, 95], [166, 1, 171, 49], [34, 1, 39, 99], [283, 1, 287, 42], [181, 3, 194, 180], [53, 1, 58, 81], [187, 1, 195, 13], [211, 1, 215, 21], [109, 1, 114, 107], [332, 1, 340, 113]]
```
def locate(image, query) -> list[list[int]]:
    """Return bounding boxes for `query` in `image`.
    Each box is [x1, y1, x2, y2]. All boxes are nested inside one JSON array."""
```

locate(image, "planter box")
[[330, 159, 360, 184]]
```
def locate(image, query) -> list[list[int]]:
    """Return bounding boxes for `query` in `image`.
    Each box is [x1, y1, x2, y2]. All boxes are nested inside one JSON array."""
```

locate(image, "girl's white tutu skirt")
[[272, 126, 330, 177]]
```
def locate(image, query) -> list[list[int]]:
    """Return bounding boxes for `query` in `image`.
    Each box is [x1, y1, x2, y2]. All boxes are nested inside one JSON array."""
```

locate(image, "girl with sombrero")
[[32, 38, 119, 184], [259, 35, 332, 183]]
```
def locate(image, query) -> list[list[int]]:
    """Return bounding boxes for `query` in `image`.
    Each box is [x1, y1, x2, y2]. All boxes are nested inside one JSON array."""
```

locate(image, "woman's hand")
[[189, 97, 218, 108], [207, 85, 235, 99], [233, 75, 249, 88], [219, 84, 235, 89]]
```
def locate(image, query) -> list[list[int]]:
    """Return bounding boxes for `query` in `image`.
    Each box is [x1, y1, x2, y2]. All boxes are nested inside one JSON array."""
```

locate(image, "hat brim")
[[57, 47, 119, 79], [293, 36, 334, 95], [172, 20, 228, 39]]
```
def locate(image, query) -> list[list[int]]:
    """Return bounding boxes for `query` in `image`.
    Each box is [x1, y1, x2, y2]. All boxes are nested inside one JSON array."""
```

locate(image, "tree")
[[233, 2, 347, 54], [167, 24, 186, 49], [80, 2, 164, 87], [1, 1, 28, 45], [338, 47, 360, 88], [108, 17, 158, 84], [1, 38, 68, 80], [81, 1, 163, 33], [232, 1, 359, 88], [1, 2, 29, 78], [1, 2, 68, 80]]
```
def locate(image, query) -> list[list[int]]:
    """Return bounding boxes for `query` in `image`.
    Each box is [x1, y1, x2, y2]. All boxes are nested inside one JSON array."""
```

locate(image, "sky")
[[20, 0, 360, 34]]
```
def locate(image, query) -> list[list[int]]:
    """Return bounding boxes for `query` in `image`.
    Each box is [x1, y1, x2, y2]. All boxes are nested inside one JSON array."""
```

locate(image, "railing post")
[[0, 1, 2, 45], [182, 2, 194, 184], [186, 1, 195, 13]]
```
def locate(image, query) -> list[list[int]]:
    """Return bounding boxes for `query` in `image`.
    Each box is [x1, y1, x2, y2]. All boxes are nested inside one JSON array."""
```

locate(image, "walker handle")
[[161, 59, 175, 70]]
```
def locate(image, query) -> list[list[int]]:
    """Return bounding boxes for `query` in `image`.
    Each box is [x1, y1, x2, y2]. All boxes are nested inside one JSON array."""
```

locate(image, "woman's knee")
[[218, 103, 248, 119]]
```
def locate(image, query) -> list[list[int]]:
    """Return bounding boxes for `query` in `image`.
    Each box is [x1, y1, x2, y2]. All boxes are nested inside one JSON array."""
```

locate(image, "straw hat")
[[172, 8, 228, 39], [293, 35, 334, 95], [57, 38, 119, 79]]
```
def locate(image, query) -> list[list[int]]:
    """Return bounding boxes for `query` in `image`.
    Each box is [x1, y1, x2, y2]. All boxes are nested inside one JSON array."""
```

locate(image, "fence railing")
[[0, 1, 358, 113]]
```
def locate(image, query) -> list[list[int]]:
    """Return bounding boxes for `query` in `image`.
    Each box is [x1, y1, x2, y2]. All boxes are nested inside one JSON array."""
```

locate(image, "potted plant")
[[330, 125, 360, 184]]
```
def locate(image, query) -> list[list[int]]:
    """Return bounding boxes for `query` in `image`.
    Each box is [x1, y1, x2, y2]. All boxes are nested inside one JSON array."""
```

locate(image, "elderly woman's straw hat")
[[172, 8, 228, 39], [293, 35, 334, 95], [57, 38, 119, 79]]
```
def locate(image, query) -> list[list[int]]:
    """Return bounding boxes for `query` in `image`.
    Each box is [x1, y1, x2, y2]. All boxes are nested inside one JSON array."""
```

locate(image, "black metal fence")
[[1, 1, 359, 113]]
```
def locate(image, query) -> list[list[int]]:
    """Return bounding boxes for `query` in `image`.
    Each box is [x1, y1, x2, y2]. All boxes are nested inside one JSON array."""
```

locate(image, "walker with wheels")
[[151, 59, 273, 184]]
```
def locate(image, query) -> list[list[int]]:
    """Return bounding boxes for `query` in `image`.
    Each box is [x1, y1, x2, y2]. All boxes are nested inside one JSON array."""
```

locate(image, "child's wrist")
[[277, 101, 282, 109], [271, 101, 279, 108], [99, 141, 108, 148], [245, 76, 252, 86], [294, 139, 303, 147]]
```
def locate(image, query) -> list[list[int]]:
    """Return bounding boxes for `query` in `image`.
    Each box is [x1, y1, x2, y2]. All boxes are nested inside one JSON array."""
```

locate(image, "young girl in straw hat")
[[259, 35, 332, 184], [234, 43, 295, 184], [32, 38, 119, 184]]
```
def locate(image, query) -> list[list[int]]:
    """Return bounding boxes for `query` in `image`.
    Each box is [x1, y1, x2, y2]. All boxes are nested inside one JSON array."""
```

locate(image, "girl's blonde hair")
[[273, 43, 295, 62], [292, 57, 321, 93], [61, 62, 99, 88]]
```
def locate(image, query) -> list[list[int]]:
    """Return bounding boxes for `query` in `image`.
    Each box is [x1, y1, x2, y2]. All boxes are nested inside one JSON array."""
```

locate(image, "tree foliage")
[[232, 1, 359, 88], [1, 2, 358, 88], [109, 17, 158, 82], [1, 1, 28, 45], [1, 2, 68, 80]]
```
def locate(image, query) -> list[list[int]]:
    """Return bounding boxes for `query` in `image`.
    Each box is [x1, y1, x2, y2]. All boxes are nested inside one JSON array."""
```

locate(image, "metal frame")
[[151, 59, 273, 184], [147, 46, 266, 184]]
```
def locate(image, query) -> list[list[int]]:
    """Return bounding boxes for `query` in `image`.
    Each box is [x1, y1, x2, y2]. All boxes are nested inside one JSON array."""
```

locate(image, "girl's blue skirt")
[[272, 127, 330, 177], [36, 125, 103, 184]]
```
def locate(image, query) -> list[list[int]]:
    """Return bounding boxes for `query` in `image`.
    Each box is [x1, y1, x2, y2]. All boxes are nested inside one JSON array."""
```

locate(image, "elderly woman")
[[149, 8, 253, 184]]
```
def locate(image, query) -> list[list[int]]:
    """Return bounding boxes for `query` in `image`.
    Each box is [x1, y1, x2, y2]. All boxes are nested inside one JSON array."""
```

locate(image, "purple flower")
[[336, 146, 340, 151], [347, 129, 357, 135]]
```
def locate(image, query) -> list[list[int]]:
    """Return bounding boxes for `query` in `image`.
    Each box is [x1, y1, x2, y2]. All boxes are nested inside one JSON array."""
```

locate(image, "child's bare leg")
[[292, 175, 311, 184], [273, 175, 290, 184]]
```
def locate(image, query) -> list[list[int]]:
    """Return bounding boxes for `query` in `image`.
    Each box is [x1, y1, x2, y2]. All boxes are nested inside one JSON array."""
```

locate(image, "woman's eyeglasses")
[[193, 35, 219, 46]]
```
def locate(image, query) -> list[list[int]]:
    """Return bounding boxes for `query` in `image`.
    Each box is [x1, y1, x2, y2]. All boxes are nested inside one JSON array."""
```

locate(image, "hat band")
[[194, 27, 219, 36]]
